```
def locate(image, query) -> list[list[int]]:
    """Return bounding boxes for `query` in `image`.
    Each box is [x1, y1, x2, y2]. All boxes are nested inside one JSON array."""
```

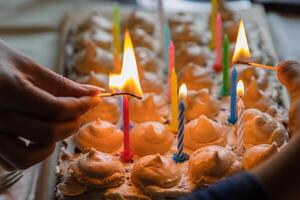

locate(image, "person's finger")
[[0, 76, 100, 120], [277, 60, 300, 137], [0, 108, 80, 145], [0, 155, 15, 171], [277, 60, 300, 100], [0, 135, 55, 170], [15, 57, 102, 97]]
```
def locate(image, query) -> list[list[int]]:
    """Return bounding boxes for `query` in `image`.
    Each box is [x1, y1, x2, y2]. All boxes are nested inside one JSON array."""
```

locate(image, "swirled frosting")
[[243, 108, 288, 148], [179, 63, 213, 91], [141, 72, 164, 94], [128, 11, 155, 34], [77, 13, 112, 33], [175, 42, 207, 70], [244, 77, 277, 116], [75, 27, 113, 51], [80, 97, 119, 124], [130, 28, 155, 51], [75, 118, 123, 153], [135, 47, 159, 73], [169, 12, 193, 28], [172, 24, 202, 44], [73, 40, 114, 75], [242, 143, 278, 170], [237, 67, 268, 91], [129, 93, 168, 123], [131, 154, 181, 193], [130, 122, 173, 156], [184, 115, 225, 150], [189, 145, 241, 187], [73, 149, 125, 188], [185, 89, 220, 121]]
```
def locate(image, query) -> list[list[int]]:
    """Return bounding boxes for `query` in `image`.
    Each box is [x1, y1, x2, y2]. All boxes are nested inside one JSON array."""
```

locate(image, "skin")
[[252, 60, 300, 200], [0, 40, 102, 171]]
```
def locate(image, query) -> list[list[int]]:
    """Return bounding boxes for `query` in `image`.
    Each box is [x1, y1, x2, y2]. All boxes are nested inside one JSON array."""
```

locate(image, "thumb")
[[277, 60, 300, 100], [277, 60, 300, 137]]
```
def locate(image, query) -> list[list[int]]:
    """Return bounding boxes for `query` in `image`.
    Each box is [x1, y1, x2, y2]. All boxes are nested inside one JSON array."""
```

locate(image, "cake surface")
[[57, 5, 288, 200]]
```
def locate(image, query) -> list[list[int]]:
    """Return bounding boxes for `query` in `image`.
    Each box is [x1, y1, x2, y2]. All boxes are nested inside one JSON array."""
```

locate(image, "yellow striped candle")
[[113, 3, 121, 73], [210, 0, 217, 49], [169, 68, 178, 132]]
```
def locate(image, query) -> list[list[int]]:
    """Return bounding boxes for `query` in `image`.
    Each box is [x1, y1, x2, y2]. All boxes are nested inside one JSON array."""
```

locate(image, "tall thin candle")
[[173, 84, 189, 163], [163, 23, 171, 76], [168, 41, 175, 100], [221, 34, 230, 96], [228, 67, 237, 124], [120, 95, 133, 162], [236, 80, 245, 156], [210, 0, 217, 49], [113, 3, 121, 73], [169, 68, 178, 132], [213, 13, 223, 72]]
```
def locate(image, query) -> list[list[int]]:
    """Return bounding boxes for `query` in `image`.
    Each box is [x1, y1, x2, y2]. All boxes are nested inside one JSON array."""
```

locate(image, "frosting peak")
[[243, 109, 288, 147], [75, 118, 123, 153], [131, 121, 173, 156], [73, 149, 124, 188], [189, 146, 241, 187], [131, 155, 181, 190], [129, 93, 168, 123], [184, 115, 225, 150], [186, 89, 220, 121]]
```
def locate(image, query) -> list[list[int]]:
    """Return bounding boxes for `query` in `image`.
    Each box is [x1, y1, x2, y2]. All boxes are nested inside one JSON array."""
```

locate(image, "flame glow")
[[237, 80, 245, 97], [179, 83, 187, 99], [232, 20, 251, 63], [109, 30, 143, 97]]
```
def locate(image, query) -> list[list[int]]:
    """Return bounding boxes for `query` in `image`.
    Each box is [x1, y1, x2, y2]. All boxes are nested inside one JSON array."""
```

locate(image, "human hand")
[[277, 60, 300, 137], [0, 40, 101, 170]]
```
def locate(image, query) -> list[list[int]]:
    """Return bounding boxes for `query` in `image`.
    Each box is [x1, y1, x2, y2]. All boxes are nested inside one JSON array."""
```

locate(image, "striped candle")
[[172, 84, 189, 163], [236, 80, 245, 156]]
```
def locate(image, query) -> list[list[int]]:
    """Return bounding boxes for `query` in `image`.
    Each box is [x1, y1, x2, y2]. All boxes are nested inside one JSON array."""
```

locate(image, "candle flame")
[[237, 80, 244, 97], [179, 83, 187, 99], [232, 20, 251, 63], [109, 30, 143, 97]]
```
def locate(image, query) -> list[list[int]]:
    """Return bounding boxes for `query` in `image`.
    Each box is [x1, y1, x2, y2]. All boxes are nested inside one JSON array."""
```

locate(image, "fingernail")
[[81, 84, 105, 94]]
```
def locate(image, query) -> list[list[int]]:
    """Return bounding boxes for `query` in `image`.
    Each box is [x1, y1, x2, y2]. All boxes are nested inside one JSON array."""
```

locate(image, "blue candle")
[[163, 23, 171, 76], [172, 84, 189, 163], [228, 67, 238, 124]]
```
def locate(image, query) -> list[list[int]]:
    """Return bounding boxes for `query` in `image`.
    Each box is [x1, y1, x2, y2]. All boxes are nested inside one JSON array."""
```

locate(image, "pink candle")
[[120, 95, 133, 162], [213, 13, 223, 72], [168, 41, 175, 100]]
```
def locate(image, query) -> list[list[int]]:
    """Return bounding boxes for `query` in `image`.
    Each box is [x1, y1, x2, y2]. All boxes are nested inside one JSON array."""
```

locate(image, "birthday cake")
[[56, 2, 289, 200]]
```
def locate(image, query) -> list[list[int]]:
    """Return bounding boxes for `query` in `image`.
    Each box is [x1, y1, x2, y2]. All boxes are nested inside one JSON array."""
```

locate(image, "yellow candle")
[[210, 0, 217, 49], [113, 3, 121, 73], [169, 68, 179, 132]]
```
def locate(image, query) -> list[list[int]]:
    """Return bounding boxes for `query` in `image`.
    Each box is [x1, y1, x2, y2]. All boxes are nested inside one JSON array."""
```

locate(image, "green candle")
[[221, 34, 230, 96]]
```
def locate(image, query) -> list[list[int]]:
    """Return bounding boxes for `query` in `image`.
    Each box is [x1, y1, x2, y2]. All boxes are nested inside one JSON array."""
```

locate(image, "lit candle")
[[169, 67, 178, 132], [213, 13, 223, 72], [228, 67, 238, 124], [109, 31, 143, 162], [164, 23, 171, 76], [221, 34, 230, 96], [113, 3, 121, 73], [210, 0, 217, 49], [236, 80, 245, 156], [167, 40, 175, 100], [172, 84, 189, 163]]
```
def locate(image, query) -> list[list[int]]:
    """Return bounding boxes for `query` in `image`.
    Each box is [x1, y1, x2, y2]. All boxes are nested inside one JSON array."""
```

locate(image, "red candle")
[[213, 13, 223, 72], [167, 41, 175, 100], [120, 95, 133, 162]]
